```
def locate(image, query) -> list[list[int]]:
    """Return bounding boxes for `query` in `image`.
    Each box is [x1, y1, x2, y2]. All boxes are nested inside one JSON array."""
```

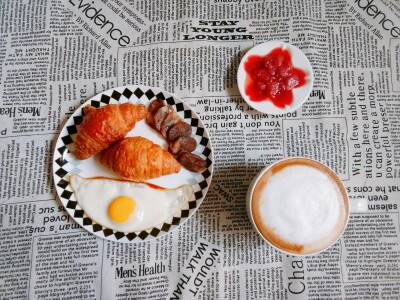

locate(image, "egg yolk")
[[108, 196, 136, 223]]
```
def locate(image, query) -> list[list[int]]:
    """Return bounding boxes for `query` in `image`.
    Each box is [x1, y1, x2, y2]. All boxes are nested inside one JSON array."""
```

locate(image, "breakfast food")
[[146, 99, 207, 173], [69, 175, 194, 232], [99, 136, 181, 181], [177, 152, 207, 173], [244, 47, 306, 108], [146, 99, 166, 129], [160, 111, 182, 139], [167, 122, 192, 142], [154, 105, 174, 131], [169, 136, 197, 155], [250, 158, 348, 255], [73, 98, 208, 176], [74, 103, 147, 160]]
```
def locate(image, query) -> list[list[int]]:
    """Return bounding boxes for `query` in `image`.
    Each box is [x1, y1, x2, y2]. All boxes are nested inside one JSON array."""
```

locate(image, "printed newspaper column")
[[388, 39, 400, 175], [29, 199, 83, 236], [0, 201, 36, 299], [101, 237, 171, 300], [243, 108, 290, 168], [338, 69, 397, 181], [282, 117, 349, 179], [348, 0, 400, 42], [389, 39, 400, 92], [48, 78, 116, 133], [341, 212, 400, 283], [339, 179, 400, 297], [345, 175, 399, 213], [224, 238, 285, 299], [1, 195, 87, 298], [283, 254, 308, 299], [195, 96, 248, 204], [117, 41, 248, 97], [29, 232, 102, 299], [63, 0, 149, 50], [290, 17, 329, 90], [169, 238, 221, 299], [0, 33, 51, 137], [0, 135, 53, 204], [300, 88, 333, 117], [305, 246, 343, 299], [48, 35, 117, 83]]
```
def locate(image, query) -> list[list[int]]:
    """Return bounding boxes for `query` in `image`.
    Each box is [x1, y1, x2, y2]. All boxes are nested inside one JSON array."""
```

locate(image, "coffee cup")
[[246, 157, 366, 256]]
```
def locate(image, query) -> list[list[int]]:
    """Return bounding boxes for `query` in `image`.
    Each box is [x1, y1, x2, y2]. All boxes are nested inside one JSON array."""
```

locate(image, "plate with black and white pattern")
[[53, 85, 213, 242]]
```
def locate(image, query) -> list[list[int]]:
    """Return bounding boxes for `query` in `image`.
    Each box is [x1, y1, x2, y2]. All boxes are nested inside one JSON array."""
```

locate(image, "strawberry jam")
[[244, 47, 306, 108]]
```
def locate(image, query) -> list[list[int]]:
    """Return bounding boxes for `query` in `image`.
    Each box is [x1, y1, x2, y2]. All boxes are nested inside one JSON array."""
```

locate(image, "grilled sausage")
[[167, 121, 192, 142], [177, 152, 207, 172], [161, 111, 182, 139], [146, 99, 165, 128], [154, 105, 173, 131], [169, 136, 197, 155]]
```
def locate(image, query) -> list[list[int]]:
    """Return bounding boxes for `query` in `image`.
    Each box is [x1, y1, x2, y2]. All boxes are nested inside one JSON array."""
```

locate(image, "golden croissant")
[[74, 103, 147, 160], [99, 136, 181, 181]]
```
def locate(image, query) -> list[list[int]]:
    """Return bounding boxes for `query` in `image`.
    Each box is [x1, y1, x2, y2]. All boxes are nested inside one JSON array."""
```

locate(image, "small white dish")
[[237, 41, 313, 115]]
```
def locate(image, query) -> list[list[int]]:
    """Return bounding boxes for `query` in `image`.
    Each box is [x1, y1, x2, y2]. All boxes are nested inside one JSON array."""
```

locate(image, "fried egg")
[[69, 175, 194, 232]]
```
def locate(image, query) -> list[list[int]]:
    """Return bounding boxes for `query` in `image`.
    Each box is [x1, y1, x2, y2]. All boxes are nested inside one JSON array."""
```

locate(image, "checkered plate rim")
[[52, 85, 213, 243]]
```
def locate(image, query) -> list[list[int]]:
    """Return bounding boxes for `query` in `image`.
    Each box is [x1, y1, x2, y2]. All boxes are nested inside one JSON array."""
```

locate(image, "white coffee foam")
[[259, 165, 343, 245]]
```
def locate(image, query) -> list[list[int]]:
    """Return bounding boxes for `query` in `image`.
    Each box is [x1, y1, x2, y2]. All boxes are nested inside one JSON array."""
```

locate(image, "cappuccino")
[[250, 158, 348, 255]]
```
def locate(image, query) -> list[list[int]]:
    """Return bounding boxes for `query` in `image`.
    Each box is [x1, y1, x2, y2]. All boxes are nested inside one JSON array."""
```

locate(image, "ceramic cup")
[[246, 157, 367, 256]]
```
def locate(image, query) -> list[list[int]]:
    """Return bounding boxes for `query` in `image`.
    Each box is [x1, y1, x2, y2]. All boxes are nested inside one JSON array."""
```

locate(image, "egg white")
[[69, 175, 194, 232]]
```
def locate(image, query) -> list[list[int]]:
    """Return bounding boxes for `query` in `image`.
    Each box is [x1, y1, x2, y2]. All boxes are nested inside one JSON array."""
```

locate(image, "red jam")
[[244, 47, 306, 108]]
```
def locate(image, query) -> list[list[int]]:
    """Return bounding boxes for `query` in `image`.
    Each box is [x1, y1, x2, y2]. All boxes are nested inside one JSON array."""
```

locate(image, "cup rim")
[[247, 157, 350, 256]]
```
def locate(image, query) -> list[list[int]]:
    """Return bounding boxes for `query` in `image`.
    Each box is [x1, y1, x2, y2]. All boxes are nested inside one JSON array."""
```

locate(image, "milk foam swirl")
[[251, 158, 348, 255]]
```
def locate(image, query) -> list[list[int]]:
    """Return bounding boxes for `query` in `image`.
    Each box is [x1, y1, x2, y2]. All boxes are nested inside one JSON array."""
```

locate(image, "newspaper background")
[[0, 0, 400, 299]]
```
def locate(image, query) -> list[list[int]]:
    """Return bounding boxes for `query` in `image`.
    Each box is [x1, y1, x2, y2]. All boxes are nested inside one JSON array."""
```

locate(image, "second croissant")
[[99, 136, 181, 181]]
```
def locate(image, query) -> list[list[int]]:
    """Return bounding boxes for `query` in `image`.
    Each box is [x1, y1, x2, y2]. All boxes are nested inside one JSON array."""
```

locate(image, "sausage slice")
[[177, 152, 207, 172], [169, 136, 197, 155], [146, 99, 165, 128], [160, 111, 182, 139], [154, 105, 173, 131], [167, 122, 192, 142]]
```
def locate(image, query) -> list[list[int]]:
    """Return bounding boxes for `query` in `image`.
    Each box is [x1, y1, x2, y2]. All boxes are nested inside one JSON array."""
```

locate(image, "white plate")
[[237, 41, 313, 115], [53, 85, 213, 242]]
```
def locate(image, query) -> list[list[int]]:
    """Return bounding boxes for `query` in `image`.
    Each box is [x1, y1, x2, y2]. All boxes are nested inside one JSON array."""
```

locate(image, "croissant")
[[74, 103, 147, 160], [99, 136, 181, 181]]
